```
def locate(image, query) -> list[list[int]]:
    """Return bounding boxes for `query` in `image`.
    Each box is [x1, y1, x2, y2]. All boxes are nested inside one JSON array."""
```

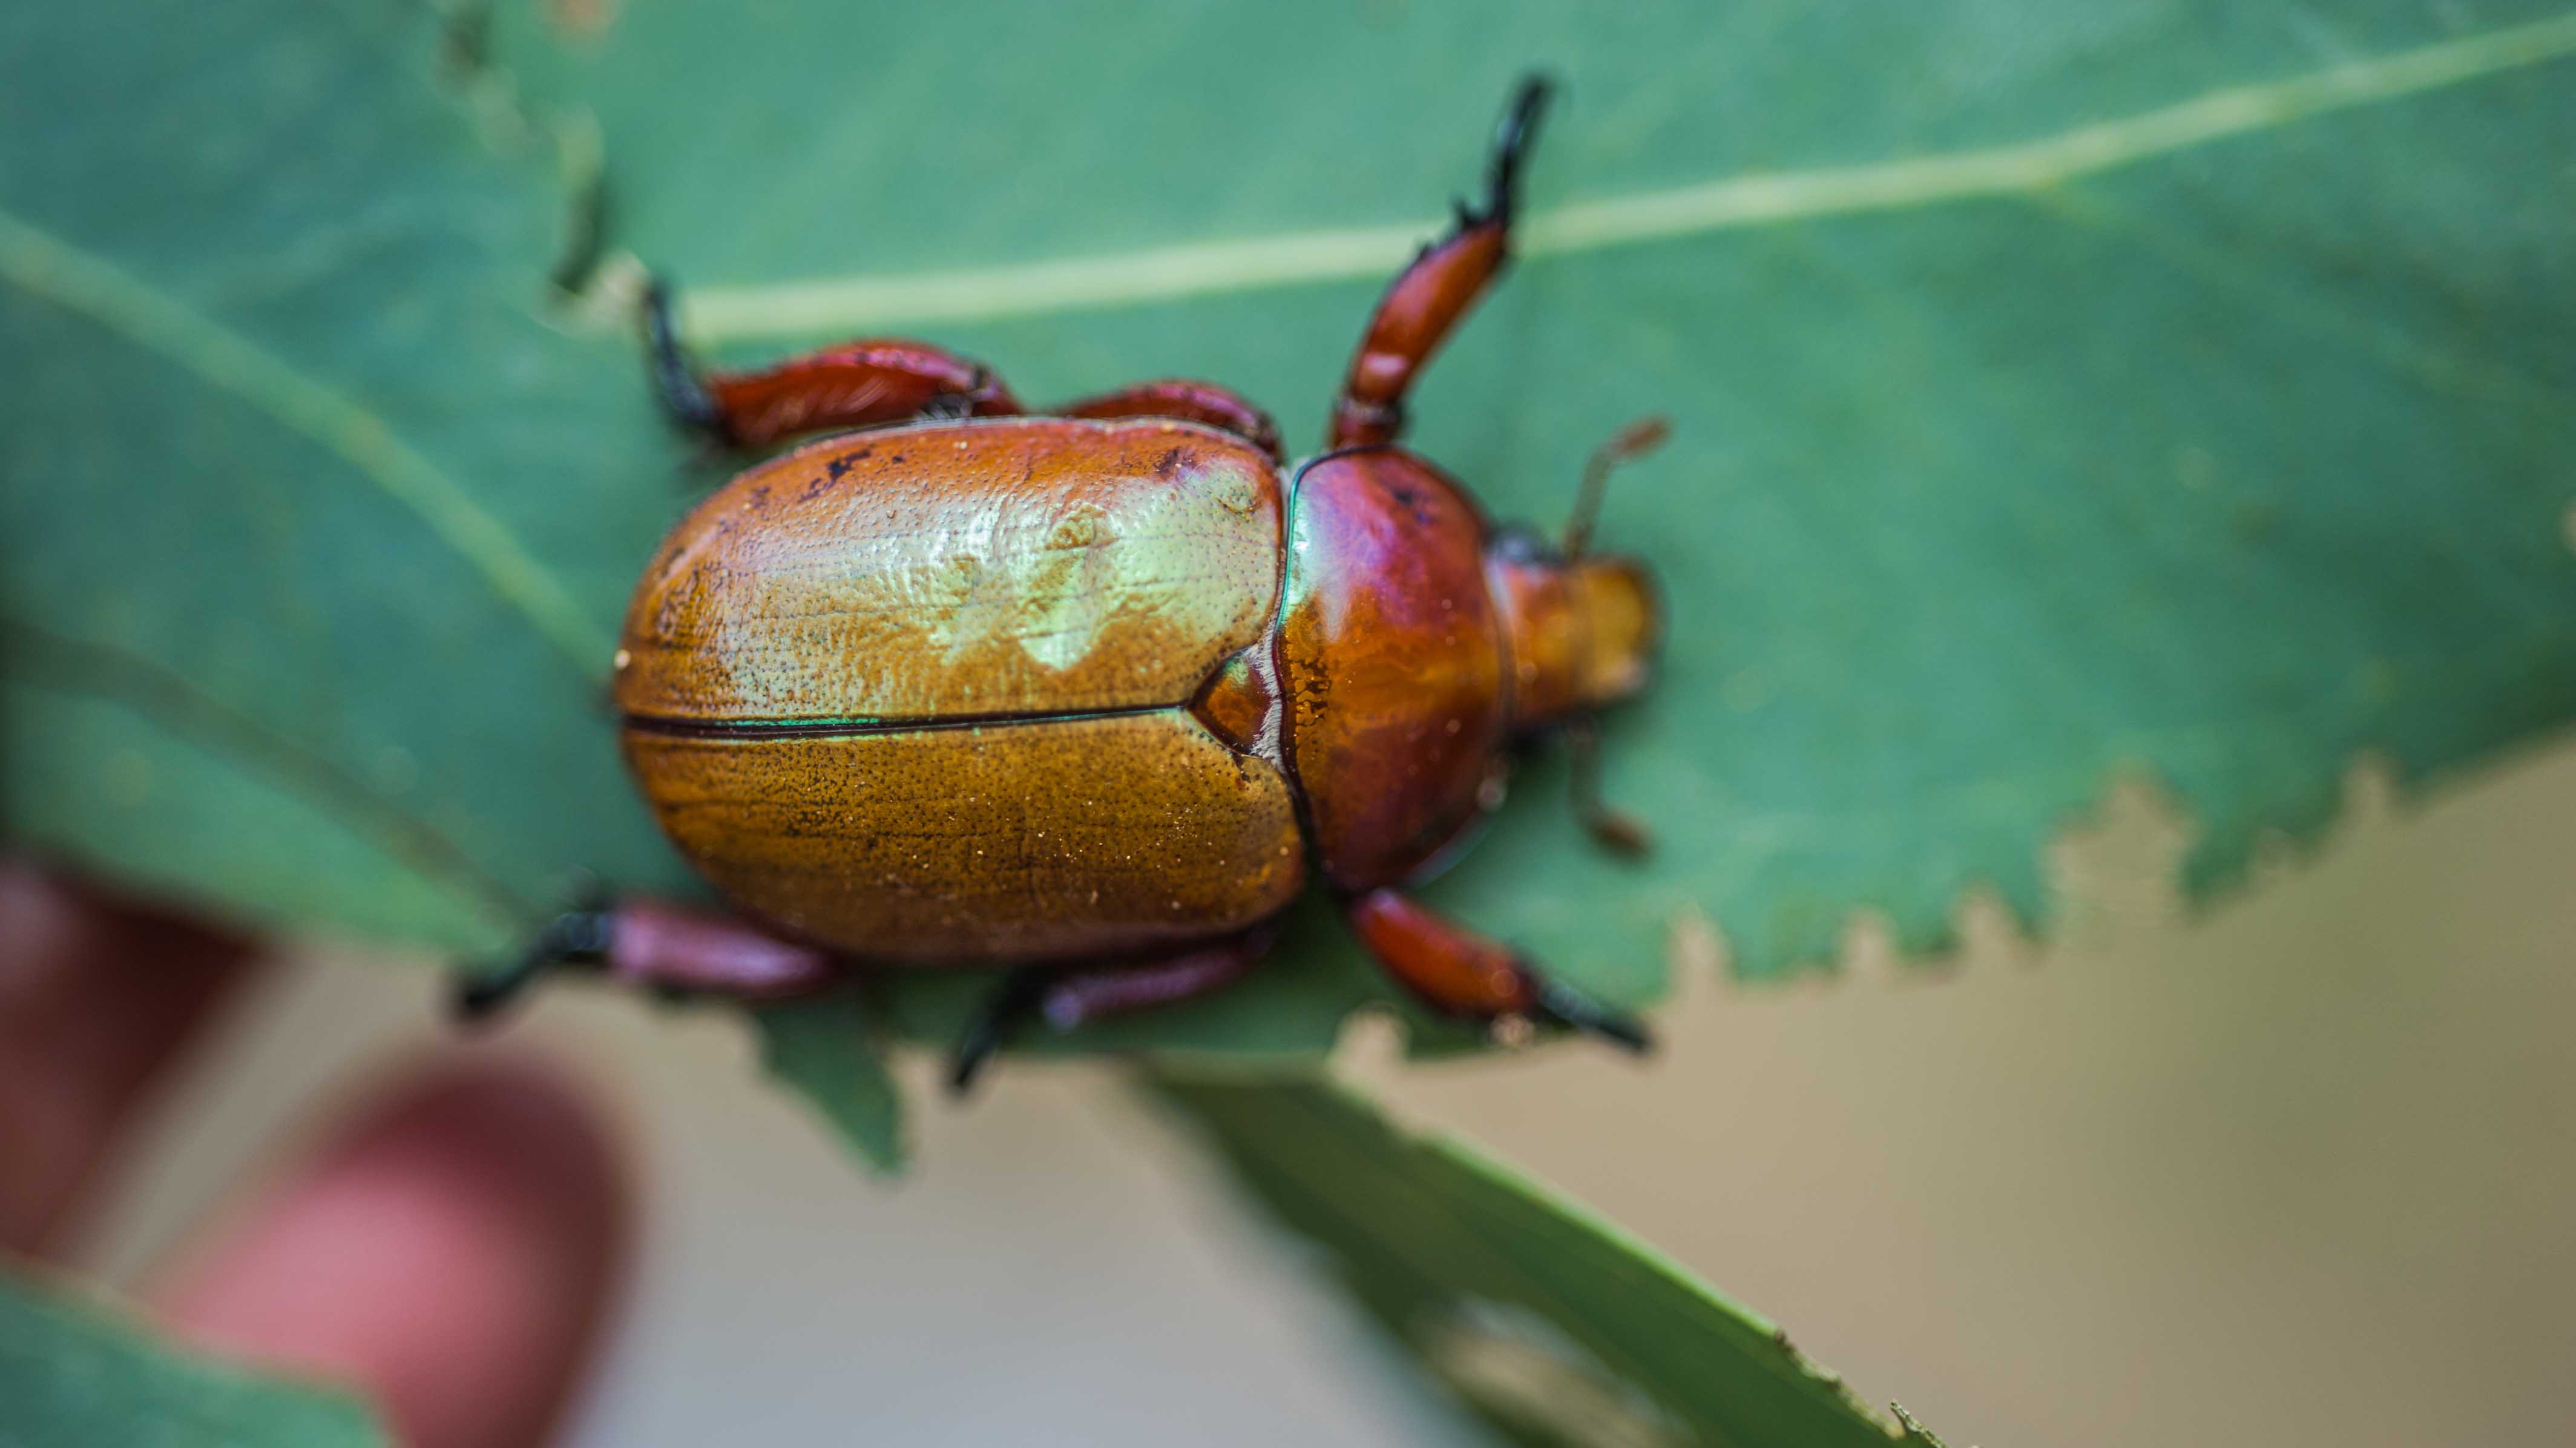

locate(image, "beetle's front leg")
[[1327, 75, 1552, 449], [949, 930, 1276, 1094], [645, 280, 1022, 450], [455, 897, 838, 1022], [1345, 889, 1649, 1052]]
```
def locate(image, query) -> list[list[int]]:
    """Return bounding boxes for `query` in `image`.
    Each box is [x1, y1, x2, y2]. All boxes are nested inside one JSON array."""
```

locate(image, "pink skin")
[[1, 862, 630, 1448]]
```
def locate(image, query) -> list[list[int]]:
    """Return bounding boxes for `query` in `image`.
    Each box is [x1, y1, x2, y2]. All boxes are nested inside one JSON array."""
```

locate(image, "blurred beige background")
[[59, 735, 2576, 1447]]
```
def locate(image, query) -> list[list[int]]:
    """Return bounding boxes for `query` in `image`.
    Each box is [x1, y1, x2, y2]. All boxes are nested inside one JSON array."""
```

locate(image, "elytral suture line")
[[680, 10, 2576, 342]]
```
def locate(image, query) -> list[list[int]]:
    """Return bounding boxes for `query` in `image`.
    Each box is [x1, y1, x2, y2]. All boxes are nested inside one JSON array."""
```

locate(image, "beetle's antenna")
[[1564, 414, 1670, 557]]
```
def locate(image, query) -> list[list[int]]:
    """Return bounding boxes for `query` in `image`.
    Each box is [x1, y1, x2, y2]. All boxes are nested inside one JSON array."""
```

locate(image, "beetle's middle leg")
[[949, 929, 1276, 1094], [1054, 379, 1284, 460], [1344, 888, 1650, 1052], [453, 897, 838, 1022], [644, 280, 1022, 450], [1326, 74, 1553, 450]]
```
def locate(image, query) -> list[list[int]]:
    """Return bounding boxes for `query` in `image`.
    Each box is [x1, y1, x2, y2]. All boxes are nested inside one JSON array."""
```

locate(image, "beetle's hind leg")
[[1326, 74, 1554, 449], [454, 897, 838, 1023], [948, 930, 1276, 1095], [642, 278, 1023, 450], [1346, 888, 1650, 1053]]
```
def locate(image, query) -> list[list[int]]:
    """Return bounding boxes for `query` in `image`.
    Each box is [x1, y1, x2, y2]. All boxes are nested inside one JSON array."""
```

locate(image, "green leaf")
[[0, 0, 676, 958], [7, 0, 2576, 1113], [0, 1264, 386, 1448], [1150, 1070, 1937, 1447], [755, 990, 908, 1176]]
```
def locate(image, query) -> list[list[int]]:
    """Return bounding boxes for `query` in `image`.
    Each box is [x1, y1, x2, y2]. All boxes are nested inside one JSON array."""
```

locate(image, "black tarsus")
[[642, 276, 732, 445], [948, 965, 1055, 1096], [916, 382, 984, 422], [1527, 971, 1653, 1054], [1477, 73, 1556, 228], [452, 908, 614, 1024]]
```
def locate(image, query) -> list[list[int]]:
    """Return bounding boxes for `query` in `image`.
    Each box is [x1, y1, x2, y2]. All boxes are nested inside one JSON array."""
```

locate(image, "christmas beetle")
[[462, 77, 1668, 1087]]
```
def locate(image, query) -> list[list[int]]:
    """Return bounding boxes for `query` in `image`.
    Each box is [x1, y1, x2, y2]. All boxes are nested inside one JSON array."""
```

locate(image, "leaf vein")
[[679, 10, 2576, 341], [0, 206, 615, 678]]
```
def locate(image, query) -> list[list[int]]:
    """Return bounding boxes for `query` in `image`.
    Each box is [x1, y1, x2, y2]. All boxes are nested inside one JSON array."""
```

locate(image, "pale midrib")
[[682, 10, 2576, 342], [0, 208, 616, 678]]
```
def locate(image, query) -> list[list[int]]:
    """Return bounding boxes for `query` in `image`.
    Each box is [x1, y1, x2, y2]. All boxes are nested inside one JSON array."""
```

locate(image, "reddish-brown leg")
[[453, 898, 837, 1022], [645, 280, 1022, 450], [949, 930, 1275, 1094], [1346, 888, 1649, 1051], [1567, 716, 1652, 858], [1327, 76, 1552, 449], [1055, 379, 1284, 460]]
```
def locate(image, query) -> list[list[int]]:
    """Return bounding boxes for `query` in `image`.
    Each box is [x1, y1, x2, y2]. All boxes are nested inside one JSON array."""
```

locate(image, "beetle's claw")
[[1479, 72, 1556, 227], [452, 951, 548, 1026], [1582, 807, 1655, 860], [641, 272, 732, 445], [948, 966, 1053, 1096], [1526, 972, 1653, 1055], [947, 1027, 1000, 1096], [450, 909, 612, 1028], [918, 390, 978, 422]]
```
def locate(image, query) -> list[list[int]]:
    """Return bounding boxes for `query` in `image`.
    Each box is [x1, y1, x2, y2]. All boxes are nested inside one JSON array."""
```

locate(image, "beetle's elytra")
[[461, 77, 1668, 1087], [618, 420, 1309, 964]]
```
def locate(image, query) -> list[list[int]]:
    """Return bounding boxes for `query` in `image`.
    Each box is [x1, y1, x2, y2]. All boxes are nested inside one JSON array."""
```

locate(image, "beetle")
[[460, 77, 1668, 1087]]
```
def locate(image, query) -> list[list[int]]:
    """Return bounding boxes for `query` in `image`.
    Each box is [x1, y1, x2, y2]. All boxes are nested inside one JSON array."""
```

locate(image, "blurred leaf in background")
[[5, 2, 2574, 1065], [8, 4, 2572, 1440], [1153, 1070, 1944, 1448], [0, 1266, 386, 1448]]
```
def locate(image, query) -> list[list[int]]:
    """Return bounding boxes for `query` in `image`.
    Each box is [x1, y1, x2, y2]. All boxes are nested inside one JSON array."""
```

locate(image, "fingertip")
[[0, 860, 261, 1257], [156, 1057, 631, 1448]]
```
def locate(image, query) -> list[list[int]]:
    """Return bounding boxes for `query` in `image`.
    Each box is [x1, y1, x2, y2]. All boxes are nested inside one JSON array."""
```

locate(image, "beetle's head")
[[1487, 532, 1660, 732], [1485, 414, 1667, 733]]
